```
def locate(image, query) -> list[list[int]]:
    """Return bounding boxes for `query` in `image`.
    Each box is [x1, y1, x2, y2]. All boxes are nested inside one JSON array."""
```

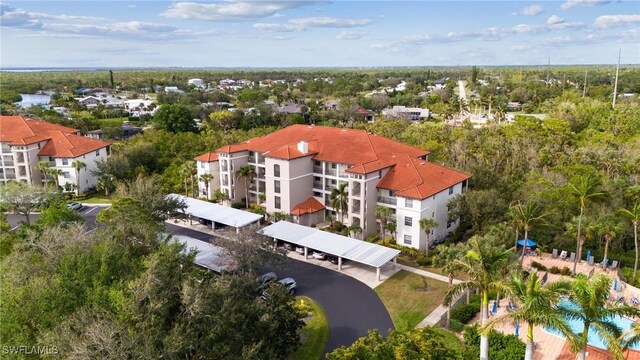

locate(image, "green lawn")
[[431, 327, 463, 352], [375, 270, 448, 329], [76, 193, 113, 204], [290, 296, 329, 360]]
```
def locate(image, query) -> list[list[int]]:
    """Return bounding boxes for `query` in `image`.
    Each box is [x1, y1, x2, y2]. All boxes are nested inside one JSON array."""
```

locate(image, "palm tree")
[[560, 274, 640, 360], [37, 161, 51, 184], [97, 174, 115, 196], [376, 205, 393, 240], [619, 203, 640, 282], [330, 183, 349, 224], [432, 242, 467, 328], [444, 235, 515, 360], [567, 174, 606, 273], [508, 201, 547, 265], [386, 220, 397, 241], [199, 173, 213, 200], [620, 321, 640, 350], [348, 225, 362, 239], [419, 217, 439, 258], [71, 160, 86, 195], [49, 168, 63, 189], [592, 214, 623, 267], [483, 272, 574, 360], [235, 165, 255, 208]]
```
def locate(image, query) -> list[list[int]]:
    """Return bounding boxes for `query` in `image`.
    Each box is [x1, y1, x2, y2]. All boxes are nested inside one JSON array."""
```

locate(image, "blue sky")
[[1, 1, 639, 67]]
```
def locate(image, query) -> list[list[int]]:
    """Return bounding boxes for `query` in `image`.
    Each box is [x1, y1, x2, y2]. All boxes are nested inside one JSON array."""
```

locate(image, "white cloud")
[[255, 16, 371, 32], [546, 15, 565, 25], [161, 1, 316, 22], [512, 4, 544, 16], [560, 0, 610, 11], [336, 30, 365, 40], [594, 14, 640, 28], [128, 4, 136, 8], [0, 3, 104, 29]]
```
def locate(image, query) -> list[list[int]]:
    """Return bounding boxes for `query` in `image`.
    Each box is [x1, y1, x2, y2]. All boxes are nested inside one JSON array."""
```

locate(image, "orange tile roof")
[[263, 141, 319, 160], [556, 340, 640, 360], [291, 197, 325, 216], [377, 155, 470, 200], [0, 116, 110, 158], [194, 152, 219, 162]]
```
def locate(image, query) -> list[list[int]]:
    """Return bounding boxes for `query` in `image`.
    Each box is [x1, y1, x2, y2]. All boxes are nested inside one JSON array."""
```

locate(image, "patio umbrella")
[[517, 239, 536, 247], [586, 249, 591, 261], [613, 279, 618, 291], [492, 300, 498, 314], [515, 322, 520, 337]]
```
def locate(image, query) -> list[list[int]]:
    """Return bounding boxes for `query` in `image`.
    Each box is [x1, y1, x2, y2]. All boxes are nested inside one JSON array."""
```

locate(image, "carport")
[[260, 221, 400, 281], [167, 194, 263, 233], [171, 234, 237, 273]]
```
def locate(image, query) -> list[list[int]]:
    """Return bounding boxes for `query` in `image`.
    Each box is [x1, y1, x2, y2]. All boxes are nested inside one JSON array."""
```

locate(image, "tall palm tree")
[[620, 320, 640, 350], [49, 168, 63, 189], [592, 214, 623, 267], [618, 203, 640, 282], [419, 217, 439, 258], [97, 174, 115, 196], [37, 161, 51, 184], [179, 162, 193, 197], [484, 272, 574, 360], [567, 174, 606, 273], [71, 160, 86, 195], [199, 173, 213, 200], [330, 183, 349, 224], [432, 242, 467, 328], [444, 235, 515, 360], [376, 205, 392, 240], [235, 165, 255, 208], [508, 201, 547, 265], [560, 274, 640, 360]]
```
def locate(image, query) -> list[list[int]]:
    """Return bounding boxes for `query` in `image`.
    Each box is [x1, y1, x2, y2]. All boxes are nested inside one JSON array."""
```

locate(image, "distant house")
[[124, 99, 156, 117], [77, 96, 101, 108], [188, 78, 205, 88], [382, 106, 430, 122], [87, 125, 143, 140], [324, 99, 339, 110], [164, 86, 183, 93], [277, 102, 305, 115], [434, 79, 447, 89], [506, 102, 523, 111], [219, 79, 236, 86], [355, 107, 374, 122]]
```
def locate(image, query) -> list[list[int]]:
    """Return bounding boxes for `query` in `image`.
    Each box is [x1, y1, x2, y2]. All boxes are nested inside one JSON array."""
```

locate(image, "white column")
[[376, 267, 381, 282], [235, 227, 240, 234], [304, 247, 308, 258], [338, 257, 342, 271], [393, 257, 397, 269], [211, 222, 216, 231], [189, 215, 192, 225]]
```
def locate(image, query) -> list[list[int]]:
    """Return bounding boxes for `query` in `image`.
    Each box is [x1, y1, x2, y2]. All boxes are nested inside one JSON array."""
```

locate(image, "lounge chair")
[[588, 256, 595, 266], [609, 260, 619, 270], [568, 252, 576, 262], [560, 251, 568, 260], [552, 249, 559, 259], [632, 296, 639, 306]]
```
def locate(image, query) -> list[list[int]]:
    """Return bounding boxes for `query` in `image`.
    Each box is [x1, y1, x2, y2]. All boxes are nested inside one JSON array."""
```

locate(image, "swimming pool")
[[544, 299, 639, 350]]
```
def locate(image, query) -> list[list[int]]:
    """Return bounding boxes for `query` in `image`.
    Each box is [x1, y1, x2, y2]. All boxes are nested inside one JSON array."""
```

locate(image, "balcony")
[[222, 180, 229, 186], [313, 181, 323, 189], [325, 169, 337, 176], [313, 166, 323, 174], [352, 184, 361, 196], [257, 155, 265, 165], [221, 166, 229, 172], [325, 184, 335, 191], [4, 160, 14, 167], [339, 172, 349, 178], [377, 196, 397, 206]]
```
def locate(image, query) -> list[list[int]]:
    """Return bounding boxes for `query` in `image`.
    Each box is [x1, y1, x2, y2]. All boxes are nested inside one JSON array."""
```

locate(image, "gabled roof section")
[[38, 131, 111, 158], [291, 197, 325, 216], [377, 155, 470, 200], [194, 152, 219, 162], [0, 116, 78, 145], [264, 140, 319, 160]]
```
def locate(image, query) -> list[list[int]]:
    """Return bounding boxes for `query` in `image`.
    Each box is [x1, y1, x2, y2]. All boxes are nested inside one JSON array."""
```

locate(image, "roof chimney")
[[297, 141, 308, 154]]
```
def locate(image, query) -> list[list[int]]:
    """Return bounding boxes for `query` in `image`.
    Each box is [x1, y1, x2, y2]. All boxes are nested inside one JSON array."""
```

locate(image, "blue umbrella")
[[517, 239, 536, 247], [586, 249, 591, 261], [492, 300, 498, 314], [515, 322, 520, 336], [613, 279, 618, 291]]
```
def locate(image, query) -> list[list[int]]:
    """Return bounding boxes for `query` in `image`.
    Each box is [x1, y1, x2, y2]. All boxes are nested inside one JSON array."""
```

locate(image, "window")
[[313, 191, 321, 197], [448, 186, 454, 195], [331, 163, 337, 169], [95, 150, 100, 156], [200, 162, 205, 169], [315, 161, 321, 166], [49, 157, 54, 161], [432, 212, 435, 217], [62, 159, 68, 166], [274, 180, 280, 194], [274, 164, 280, 177], [275, 196, 281, 209], [63, 172, 70, 179], [388, 190, 393, 197], [404, 216, 413, 226], [403, 234, 412, 245], [405, 198, 413, 208]]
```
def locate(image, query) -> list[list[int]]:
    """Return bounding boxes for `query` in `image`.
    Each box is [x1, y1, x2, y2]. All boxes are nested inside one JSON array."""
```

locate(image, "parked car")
[[312, 251, 326, 260], [261, 277, 297, 299], [66, 202, 82, 211], [327, 255, 348, 265], [198, 218, 212, 226], [283, 243, 293, 251], [295, 247, 305, 255], [256, 272, 277, 293]]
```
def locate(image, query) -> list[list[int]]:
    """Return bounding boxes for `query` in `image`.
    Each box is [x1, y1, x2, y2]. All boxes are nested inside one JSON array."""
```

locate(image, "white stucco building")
[[196, 125, 469, 251], [0, 116, 111, 194]]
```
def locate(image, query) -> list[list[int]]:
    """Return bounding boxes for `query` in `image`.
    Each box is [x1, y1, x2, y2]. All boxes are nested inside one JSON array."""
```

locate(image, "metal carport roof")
[[260, 221, 400, 269], [168, 194, 263, 228], [171, 234, 237, 273]]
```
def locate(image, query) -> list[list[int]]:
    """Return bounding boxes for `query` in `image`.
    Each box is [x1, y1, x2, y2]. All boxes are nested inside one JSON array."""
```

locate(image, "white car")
[[66, 202, 82, 211], [295, 247, 305, 255], [312, 251, 326, 260]]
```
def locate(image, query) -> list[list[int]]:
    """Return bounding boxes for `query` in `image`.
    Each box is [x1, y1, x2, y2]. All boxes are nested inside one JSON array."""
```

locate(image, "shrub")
[[549, 266, 560, 274], [560, 267, 572, 276], [530, 261, 548, 271], [231, 201, 245, 209], [451, 303, 480, 325], [463, 324, 525, 360], [366, 234, 380, 243], [400, 246, 419, 258], [416, 255, 430, 267], [449, 319, 465, 333], [310, 224, 316, 228]]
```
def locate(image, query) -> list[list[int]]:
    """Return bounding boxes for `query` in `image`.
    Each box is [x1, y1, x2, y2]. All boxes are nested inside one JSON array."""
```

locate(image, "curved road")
[[167, 224, 395, 355]]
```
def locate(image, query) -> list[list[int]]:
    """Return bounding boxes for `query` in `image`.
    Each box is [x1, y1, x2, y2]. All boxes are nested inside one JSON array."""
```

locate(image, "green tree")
[[49, 168, 63, 188], [618, 203, 640, 282], [432, 242, 467, 328], [180, 161, 196, 197], [330, 183, 349, 224], [96, 173, 116, 196], [152, 104, 197, 133], [592, 214, 623, 266], [507, 201, 547, 265], [419, 217, 439, 258], [566, 174, 606, 274], [116, 174, 186, 223], [71, 160, 87, 195], [560, 274, 640, 360], [199, 173, 213, 199], [0, 182, 58, 225], [483, 272, 573, 360], [386, 220, 397, 241], [235, 165, 256, 208], [37, 161, 51, 184], [444, 235, 515, 360], [36, 201, 84, 228], [376, 205, 393, 240]]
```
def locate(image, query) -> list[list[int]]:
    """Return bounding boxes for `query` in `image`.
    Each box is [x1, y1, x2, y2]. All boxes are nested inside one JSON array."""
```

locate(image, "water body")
[[16, 94, 51, 108]]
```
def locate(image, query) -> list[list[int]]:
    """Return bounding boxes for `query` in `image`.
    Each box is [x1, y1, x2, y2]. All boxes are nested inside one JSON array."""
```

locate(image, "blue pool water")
[[544, 299, 638, 350]]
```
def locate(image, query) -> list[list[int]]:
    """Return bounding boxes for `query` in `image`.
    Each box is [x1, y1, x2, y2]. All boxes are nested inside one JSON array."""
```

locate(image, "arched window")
[[274, 164, 280, 177]]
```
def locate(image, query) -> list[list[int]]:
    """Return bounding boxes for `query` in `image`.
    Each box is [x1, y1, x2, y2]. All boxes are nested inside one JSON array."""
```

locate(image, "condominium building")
[[0, 116, 111, 193], [195, 125, 469, 251]]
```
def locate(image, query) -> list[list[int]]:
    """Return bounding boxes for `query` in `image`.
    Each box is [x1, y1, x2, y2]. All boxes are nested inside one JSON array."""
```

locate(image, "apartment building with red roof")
[[0, 116, 111, 194], [195, 124, 469, 250]]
